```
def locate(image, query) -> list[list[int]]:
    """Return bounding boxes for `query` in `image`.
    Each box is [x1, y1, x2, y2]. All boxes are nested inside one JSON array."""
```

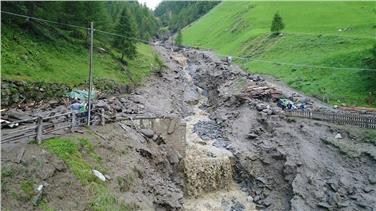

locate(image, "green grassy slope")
[[1, 25, 158, 86], [182, 1, 376, 107]]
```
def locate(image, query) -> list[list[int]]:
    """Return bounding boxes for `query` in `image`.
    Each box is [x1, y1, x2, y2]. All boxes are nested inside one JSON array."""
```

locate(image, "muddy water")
[[182, 60, 256, 210]]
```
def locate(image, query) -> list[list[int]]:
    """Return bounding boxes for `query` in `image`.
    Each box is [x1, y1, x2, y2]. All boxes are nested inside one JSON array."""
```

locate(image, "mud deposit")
[[182, 57, 256, 210], [178, 47, 376, 211], [2, 42, 376, 211]]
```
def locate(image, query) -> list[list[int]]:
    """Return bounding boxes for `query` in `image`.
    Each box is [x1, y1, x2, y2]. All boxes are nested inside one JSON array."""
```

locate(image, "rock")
[[92, 169, 106, 182], [317, 202, 332, 209], [334, 133, 342, 139], [95, 100, 111, 111], [184, 88, 200, 105], [119, 97, 127, 103], [337, 201, 350, 208], [256, 103, 267, 111], [140, 128, 154, 138], [363, 186, 373, 193], [7, 109, 30, 120], [167, 151, 179, 165], [130, 95, 144, 104], [368, 175, 376, 184], [256, 177, 267, 185], [53, 160, 66, 171], [38, 163, 56, 180], [262, 108, 273, 115], [247, 196, 253, 202], [136, 148, 153, 159], [247, 133, 258, 139], [262, 199, 272, 207]]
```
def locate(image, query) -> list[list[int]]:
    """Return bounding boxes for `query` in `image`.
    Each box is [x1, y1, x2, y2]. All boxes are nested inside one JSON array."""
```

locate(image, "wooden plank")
[[2, 131, 37, 144], [42, 112, 72, 120], [36, 117, 43, 144], [15, 148, 25, 164], [2, 125, 38, 136]]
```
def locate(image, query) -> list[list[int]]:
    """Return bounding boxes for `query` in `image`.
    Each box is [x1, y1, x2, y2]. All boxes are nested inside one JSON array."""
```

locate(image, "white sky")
[[138, 0, 162, 10]]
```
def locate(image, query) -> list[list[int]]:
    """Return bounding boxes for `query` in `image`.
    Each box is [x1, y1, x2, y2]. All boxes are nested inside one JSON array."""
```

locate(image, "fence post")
[[71, 112, 76, 132], [36, 117, 43, 144], [100, 108, 105, 126]]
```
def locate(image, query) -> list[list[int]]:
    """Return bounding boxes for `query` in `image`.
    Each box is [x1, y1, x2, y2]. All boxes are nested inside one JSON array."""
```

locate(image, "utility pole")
[[87, 22, 94, 126]]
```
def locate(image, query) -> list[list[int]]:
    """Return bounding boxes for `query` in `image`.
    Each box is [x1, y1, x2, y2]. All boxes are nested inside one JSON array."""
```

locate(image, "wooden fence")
[[1, 109, 106, 144], [1, 109, 180, 144], [285, 110, 376, 129]]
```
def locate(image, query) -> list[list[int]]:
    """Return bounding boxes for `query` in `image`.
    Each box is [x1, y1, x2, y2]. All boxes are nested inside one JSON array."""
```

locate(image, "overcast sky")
[[138, 0, 162, 10]]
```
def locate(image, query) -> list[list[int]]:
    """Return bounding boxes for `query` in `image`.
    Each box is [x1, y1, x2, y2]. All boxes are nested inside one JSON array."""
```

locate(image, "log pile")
[[240, 85, 283, 101]]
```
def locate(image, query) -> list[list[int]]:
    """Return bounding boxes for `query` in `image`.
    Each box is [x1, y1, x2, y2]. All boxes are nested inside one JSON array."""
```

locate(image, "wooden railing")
[[1, 109, 105, 144], [1, 109, 178, 144], [285, 110, 376, 129]]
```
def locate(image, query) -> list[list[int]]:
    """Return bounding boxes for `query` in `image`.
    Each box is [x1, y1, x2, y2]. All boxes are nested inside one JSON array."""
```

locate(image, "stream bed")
[[182, 60, 256, 211]]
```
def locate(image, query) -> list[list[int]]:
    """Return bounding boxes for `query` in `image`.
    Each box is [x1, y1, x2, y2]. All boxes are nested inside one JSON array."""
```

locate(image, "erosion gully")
[[182, 58, 256, 210]]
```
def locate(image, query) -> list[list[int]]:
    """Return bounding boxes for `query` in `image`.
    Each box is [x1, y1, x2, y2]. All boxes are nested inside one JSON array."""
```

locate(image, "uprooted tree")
[[271, 12, 284, 35], [113, 8, 138, 63]]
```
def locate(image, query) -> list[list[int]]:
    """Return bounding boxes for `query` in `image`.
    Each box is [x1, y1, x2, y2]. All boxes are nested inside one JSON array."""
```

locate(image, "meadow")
[[182, 1, 376, 106]]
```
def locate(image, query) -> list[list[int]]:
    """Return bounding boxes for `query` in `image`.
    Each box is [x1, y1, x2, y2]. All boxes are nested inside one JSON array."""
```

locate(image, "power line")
[[1, 10, 88, 30], [2, 10, 376, 72], [94, 29, 155, 45], [284, 31, 375, 40], [1, 10, 156, 45], [216, 53, 376, 71]]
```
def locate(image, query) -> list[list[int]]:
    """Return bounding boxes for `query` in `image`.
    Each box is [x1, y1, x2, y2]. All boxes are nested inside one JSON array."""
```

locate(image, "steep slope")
[[1, 25, 158, 85], [154, 1, 219, 32], [182, 1, 376, 107]]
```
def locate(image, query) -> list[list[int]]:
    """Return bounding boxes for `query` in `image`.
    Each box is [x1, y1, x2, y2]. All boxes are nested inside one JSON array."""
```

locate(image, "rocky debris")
[[193, 120, 224, 141], [184, 87, 200, 105], [368, 175, 376, 184], [221, 198, 246, 211], [247, 75, 264, 82], [6, 109, 32, 121], [176, 47, 376, 211], [140, 128, 154, 138]]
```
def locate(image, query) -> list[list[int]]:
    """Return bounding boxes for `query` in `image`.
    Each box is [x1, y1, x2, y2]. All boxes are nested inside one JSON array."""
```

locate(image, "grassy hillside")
[[1, 25, 159, 86], [182, 1, 376, 107]]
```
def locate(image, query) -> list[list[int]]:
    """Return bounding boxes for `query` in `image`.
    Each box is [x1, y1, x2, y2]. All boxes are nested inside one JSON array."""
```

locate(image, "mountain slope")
[[182, 1, 376, 107], [154, 1, 219, 32], [1, 25, 158, 86]]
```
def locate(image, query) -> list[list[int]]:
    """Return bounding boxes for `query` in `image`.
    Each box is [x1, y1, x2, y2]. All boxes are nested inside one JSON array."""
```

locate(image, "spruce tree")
[[175, 30, 182, 46], [271, 12, 284, 35], [113, 8, 137, 62]]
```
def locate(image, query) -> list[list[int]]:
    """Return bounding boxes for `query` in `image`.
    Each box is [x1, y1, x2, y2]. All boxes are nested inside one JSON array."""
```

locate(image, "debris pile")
[[240, 85, 283, 101]]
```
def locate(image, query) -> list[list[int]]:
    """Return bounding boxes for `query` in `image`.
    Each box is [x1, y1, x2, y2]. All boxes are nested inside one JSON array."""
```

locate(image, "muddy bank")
[[1, 121, 185, 210]]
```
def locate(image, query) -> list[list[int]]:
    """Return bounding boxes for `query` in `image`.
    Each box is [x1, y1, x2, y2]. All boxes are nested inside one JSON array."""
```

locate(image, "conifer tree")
[[175, 30, 182, 46], [271, 12, 284, 35], [113, 8, 138, 62]]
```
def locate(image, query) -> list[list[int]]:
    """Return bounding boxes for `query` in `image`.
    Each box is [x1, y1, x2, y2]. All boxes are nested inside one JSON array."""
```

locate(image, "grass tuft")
[[41, 138, 96, 185]]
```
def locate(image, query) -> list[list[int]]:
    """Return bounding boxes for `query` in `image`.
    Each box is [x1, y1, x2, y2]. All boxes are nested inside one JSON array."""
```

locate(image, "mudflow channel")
[[182, 59, 256, 211]]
